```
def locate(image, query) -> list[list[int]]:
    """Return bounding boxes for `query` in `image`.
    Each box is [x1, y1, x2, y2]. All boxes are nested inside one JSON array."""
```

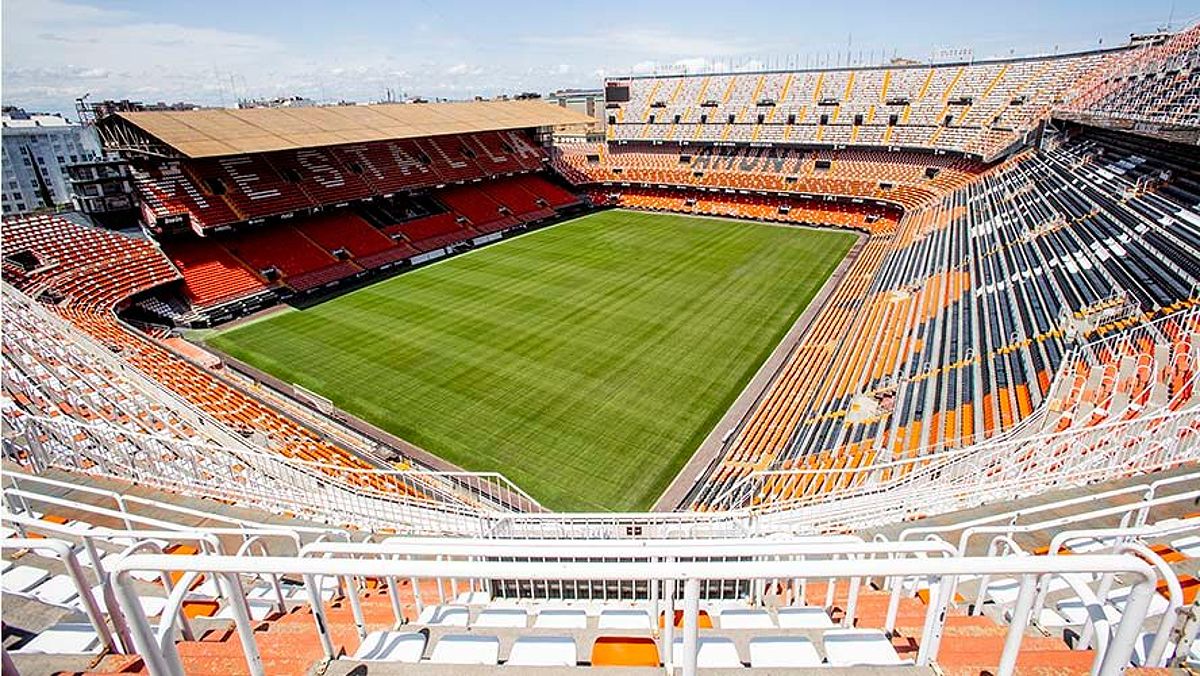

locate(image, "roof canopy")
[[108, 100, 594, 158]]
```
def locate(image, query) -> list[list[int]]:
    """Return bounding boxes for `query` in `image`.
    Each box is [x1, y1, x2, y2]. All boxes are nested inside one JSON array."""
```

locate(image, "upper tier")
[[604, 48, 1126, 159]]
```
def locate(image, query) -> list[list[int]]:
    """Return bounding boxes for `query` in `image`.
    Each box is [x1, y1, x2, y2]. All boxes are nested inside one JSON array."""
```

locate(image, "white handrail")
[[107, 552, 1160, 676], [0, 538, 117, 654]]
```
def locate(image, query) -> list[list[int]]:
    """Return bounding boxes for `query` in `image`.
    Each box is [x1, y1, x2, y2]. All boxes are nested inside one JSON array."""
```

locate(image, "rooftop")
[[107, 99, 595, 158]]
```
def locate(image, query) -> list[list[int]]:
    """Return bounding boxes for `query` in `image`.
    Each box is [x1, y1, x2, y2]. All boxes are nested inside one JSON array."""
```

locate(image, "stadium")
[[1, 8, 1200, 676]]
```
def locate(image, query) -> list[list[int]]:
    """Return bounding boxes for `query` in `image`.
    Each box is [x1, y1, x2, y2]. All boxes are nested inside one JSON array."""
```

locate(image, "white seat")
[[214, 599, 277, 621], [507, 635, 577, 666], [749, 636, 822, 668], [1106, 586, 1170, 616], [777, 606, 834, 628], [247, 583, 307, 602], [3, 565, 50, 593], [0, 526, 17, 539], [30, 574, 79, 606], [1170, 535, 1200, 558], [82, 552, 122, 571], [671, 637, 741, 668], [720, 608, 774, 628], [454, 590, 491, 604], [986, 575, 1075, 605], [188, 577, 222, 599], [1013, 607, 1071, 628], [1054, 598, 1122, 626], [351, 631, 426, 663], [597, 608, 652, 629], [1065, 537, 1117, 554], [474, 608, 528, 628], [15, 623, 101, 654], [823, 629, 908, 666], [429, 634, 500, 665], [86, 585, 167, 617], [533, 608, 587, 628], [416, 605, 469, 626]]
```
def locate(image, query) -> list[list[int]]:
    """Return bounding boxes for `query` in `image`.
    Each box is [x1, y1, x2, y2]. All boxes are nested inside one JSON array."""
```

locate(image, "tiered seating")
[[270, 147, 374, 205], [127, 131, 551, 231], [607, 47, 1123, 158], [0, 215, 405, 490], [3, 292, 200, 439], [329, 139, 441, 194], [418, 136, 485, 183], [222, 225, 357, 292], [0, 214, 181, 311], [294, 210, 411, 270], [594, 186, 898, 232], [383, 212, 474, 252], [514, 174, 580, 208], [130, 163, 241, 231], [1066, 23, 1200, 128], [151, 173, 582, 306], [555, 143, 985, 210], [480, 176, 557, 222], [161, 238, 269, 307], [437, 185, 518, 233], [188, 154, 313, 221], [688, 130, 1200, 509]]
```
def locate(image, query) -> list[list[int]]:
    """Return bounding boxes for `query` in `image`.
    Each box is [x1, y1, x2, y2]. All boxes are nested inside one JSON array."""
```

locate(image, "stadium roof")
[[107, 100, 595, 158]]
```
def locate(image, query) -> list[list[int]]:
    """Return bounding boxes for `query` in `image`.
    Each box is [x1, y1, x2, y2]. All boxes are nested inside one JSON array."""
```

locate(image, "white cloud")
[[445, 63, 484, 76], [1, 0, 613, 113]]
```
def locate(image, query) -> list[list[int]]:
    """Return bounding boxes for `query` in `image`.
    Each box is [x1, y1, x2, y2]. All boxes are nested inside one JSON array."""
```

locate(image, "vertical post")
[[918, 575, 951, 666], [649, 562, 659, 621], [59, 544, 117, 654], [682, 579, 700, 676], [344, 574, 367, 641], [113, 571, 180, 676], [386, 576, 404, 627], [216, 572, 265, 676], [303, 574, 337, 660], [997, 575, 1036, 676], [408, 555, 424, 616], [662, 577, 676, 668], [1098, 581, 1153, 676]]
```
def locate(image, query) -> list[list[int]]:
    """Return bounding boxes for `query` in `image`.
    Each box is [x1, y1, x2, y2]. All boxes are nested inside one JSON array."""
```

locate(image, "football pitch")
[[207, 210, 857, 511]]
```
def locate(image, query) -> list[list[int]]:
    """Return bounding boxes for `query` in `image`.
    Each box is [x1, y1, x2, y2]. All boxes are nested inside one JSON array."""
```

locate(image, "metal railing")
[[105, 547, 1160, 676]]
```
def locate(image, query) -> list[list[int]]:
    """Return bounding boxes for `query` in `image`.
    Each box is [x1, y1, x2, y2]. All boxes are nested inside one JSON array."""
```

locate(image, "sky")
[[4, 0, 1199, 117]]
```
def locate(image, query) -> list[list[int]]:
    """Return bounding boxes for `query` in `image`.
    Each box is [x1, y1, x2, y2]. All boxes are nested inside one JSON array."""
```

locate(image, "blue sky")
[[4, 0, 1198, 116]]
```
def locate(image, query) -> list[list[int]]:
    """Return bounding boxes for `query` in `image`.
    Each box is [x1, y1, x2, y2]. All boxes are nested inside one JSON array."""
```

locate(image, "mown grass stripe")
[[208, 210, 855, 511]]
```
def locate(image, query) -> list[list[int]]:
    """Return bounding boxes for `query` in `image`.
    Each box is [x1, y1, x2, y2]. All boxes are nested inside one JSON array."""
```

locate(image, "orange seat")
[[1160, 575, 1199, 605], [658, 609, 713, 629], [591, 636, 659, 667], [182, 599, 219, 618], [1148, 543, 1187, 564]]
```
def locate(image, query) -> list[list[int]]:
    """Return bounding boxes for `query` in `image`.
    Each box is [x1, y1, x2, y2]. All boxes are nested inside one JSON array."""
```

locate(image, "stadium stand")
[[604, 47, 1125, 159], [4, 27, 1200, 676], [111, 106, 588, 311], [1065, 23, 1200, 130], [127, 127, 560, 233], [160, 239, 268, 308]]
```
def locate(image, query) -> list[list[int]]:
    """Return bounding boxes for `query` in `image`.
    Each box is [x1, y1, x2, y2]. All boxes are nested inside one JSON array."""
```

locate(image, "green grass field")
[[207, 210, 856, 511]]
